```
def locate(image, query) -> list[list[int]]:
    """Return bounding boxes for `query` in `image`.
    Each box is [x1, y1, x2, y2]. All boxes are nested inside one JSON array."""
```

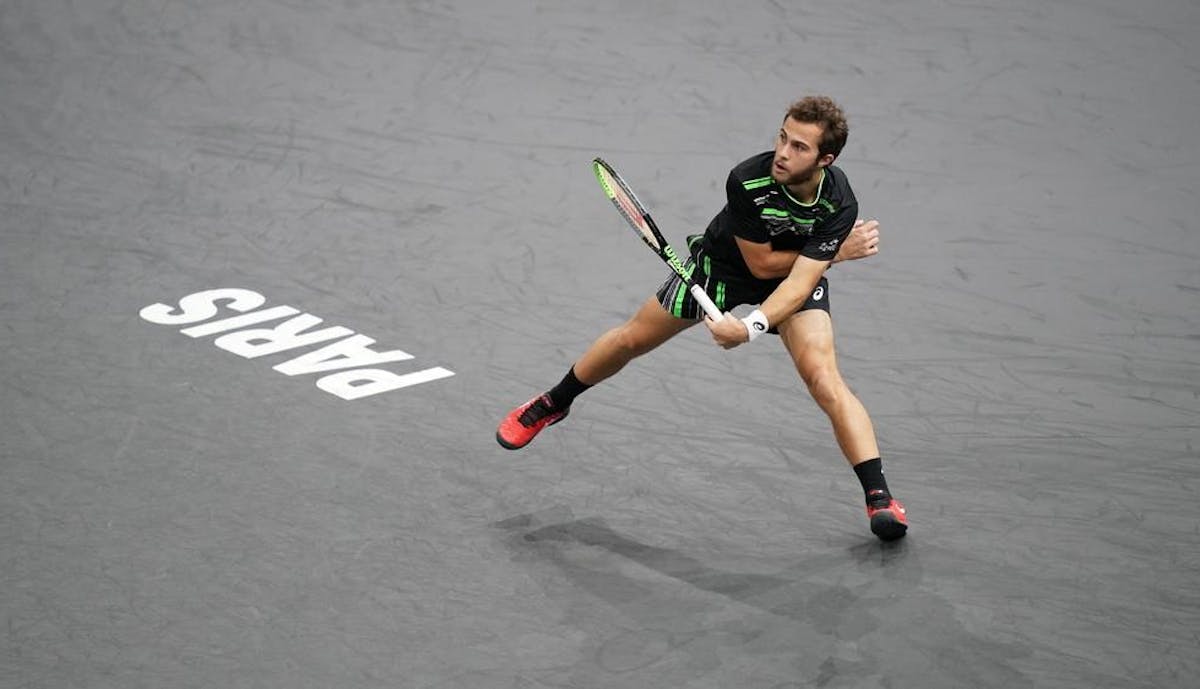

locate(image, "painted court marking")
[[139, 287, 454, 400]]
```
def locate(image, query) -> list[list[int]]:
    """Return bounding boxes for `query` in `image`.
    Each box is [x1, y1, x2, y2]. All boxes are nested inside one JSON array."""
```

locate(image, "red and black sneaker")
[[866, 490, 908, 541], [496, 394, 570, 450]]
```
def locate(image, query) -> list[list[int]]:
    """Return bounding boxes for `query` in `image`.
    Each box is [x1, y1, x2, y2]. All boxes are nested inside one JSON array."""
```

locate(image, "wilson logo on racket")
[[662, 245, 691, 275]]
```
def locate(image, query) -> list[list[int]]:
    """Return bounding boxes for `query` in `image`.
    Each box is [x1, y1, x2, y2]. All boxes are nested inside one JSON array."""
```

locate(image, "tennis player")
[[496, 96, 907, 541]]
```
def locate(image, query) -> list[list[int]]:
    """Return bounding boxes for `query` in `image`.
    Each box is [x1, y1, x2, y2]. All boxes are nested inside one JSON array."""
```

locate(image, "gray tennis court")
[[3, 1, 1198, 687]]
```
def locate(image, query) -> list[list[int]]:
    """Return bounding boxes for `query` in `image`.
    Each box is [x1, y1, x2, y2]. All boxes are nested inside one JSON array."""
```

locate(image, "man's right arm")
[[831, 219, 880, 263], [736, 219, 881, 278], [734, 236, 801, 279]]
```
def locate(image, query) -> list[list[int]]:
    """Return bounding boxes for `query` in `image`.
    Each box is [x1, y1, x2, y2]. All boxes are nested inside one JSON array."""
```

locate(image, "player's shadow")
[[500, 511, 793, 600], [493, 506, 912, 622], [494, 506, 1031, 687]]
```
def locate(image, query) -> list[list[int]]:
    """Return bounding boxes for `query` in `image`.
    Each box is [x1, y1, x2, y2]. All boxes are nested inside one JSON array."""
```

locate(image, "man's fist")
[[835, 219, 881, 262]]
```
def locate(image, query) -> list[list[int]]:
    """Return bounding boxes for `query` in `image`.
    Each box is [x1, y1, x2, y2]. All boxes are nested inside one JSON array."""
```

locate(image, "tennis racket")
[[592, 157, 724, 321]]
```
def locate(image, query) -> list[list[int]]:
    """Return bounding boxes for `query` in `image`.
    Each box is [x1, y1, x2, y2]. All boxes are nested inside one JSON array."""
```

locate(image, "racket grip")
[[689, 284, 724, 321]]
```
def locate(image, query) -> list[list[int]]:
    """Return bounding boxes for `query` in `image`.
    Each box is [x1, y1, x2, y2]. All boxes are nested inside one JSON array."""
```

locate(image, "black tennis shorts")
[[655, 237, 830, 331]]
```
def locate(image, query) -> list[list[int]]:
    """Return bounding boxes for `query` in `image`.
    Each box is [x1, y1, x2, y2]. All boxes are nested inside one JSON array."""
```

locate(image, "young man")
[[496, 96, 907, 541]]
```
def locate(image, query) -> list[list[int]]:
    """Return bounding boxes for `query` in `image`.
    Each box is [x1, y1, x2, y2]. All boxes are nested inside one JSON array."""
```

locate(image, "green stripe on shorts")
[[672, 281, 687, 317]]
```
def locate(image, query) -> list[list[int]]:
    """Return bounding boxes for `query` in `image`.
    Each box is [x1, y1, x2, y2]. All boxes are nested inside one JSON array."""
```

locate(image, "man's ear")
[[817, 153, 836, 168]]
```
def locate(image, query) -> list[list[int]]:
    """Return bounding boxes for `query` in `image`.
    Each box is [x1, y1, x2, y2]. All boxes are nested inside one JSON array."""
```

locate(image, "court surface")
[[3, 1, 1199, 687]]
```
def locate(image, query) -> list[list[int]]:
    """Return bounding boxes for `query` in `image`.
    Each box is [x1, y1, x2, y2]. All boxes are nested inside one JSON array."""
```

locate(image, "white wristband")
[[741, 309, 769, 342]]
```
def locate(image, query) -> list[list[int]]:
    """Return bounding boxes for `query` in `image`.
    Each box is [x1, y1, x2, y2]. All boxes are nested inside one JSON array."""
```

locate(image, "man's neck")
[[784, 168, 825, 205]]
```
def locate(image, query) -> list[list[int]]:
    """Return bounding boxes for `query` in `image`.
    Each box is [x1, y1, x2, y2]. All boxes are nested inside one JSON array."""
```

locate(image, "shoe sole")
[[870, 513, 908, 542], [495, 411, 568, 451], [495, 431, 527, 450]]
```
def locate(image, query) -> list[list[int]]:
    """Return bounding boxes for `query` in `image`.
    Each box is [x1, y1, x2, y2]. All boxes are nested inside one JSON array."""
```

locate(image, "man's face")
[[771, 116, 834, 186]]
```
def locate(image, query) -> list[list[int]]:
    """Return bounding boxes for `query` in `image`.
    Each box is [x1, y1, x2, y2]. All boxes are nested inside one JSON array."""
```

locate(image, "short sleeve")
[[800, 202, 858, 261]]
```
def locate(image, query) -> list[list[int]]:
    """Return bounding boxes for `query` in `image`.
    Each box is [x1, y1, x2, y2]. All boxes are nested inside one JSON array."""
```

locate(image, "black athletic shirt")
[[696, 151, 858, 285]]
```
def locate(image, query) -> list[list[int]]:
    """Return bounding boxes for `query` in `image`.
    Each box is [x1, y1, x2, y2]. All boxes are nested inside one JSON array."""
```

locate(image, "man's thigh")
[[777, 307, 837, 375]]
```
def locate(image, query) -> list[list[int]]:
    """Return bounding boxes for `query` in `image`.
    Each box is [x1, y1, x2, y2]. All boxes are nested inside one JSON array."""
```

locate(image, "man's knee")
[[610, 321, 651, 356], [801, 364, 845, 408], [611, 307, 679, 356], [792, 331, 843, 406]]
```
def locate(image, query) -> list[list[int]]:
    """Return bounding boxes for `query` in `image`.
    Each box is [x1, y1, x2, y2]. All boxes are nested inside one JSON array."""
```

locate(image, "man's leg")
[[776, 309, 907, 540], [777, 309, 877, 462], [497, 297, 697, 449], [574, 296, 699, 384]]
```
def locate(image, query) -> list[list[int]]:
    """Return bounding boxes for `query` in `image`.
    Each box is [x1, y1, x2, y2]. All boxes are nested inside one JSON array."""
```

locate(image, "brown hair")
[[786, 96, 849, 159]]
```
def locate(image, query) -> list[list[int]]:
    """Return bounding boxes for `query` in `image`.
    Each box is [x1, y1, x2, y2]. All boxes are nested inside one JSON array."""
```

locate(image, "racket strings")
[[611, 190, 658, 248], [596, 160, 660, 249]]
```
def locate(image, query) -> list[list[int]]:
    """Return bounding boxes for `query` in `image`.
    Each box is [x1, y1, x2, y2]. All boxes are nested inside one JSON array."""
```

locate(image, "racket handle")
[[689, 284, 724, 321]]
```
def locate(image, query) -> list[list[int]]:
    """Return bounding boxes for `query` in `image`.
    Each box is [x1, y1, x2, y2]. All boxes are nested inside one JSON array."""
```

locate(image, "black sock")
[[546, 366, 591, 409], [852, 458, 891, 506]]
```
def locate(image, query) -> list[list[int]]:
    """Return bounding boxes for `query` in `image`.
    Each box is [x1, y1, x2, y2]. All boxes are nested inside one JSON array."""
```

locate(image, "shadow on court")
[[495, 507, 1032, 687]]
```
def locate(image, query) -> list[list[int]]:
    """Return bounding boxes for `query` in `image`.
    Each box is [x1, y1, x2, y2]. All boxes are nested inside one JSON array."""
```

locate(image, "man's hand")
[[704, 313, 750, 350], [832, 219, 880, 263]]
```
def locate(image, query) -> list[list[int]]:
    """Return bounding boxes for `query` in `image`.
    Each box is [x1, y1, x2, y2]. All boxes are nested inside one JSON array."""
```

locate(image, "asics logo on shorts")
[[812, 286, 825, 301]]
